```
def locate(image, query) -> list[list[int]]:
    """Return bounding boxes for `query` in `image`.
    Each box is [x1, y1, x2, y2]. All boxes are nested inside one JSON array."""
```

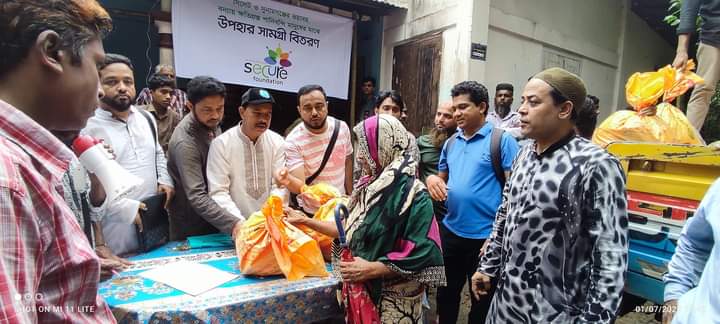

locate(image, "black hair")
[[575, 94, 599, 139], [297, 84, 327, 105], [186, 76, 226, 104], [147, 73, 175, 91], [375, 90, 404, 110], [98, 53, 133, 72], [496, 83, 514, 93], [362, 76, 376, 87], [450, 81, 489, 112]]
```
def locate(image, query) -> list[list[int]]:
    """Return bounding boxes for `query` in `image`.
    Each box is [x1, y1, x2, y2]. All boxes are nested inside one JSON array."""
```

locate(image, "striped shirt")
[[0, 100, 115, 323], [285, 116, 353, 194]]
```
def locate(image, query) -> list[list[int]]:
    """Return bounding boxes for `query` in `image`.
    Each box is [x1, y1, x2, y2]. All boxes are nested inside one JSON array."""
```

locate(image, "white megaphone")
[[72, 135, 144, 203]]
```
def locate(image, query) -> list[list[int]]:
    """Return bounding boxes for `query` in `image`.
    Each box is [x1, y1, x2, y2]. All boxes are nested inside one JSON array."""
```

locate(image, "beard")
[[430, 126, 456, 148], [101, 95, 132, 112], [495, 104, 511, 117], [303, 115, 327, 130]]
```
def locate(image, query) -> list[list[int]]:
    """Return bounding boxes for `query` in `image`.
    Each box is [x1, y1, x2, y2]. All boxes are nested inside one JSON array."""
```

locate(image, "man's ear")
[[238, 105, 245, 120], [558, 101, 574, 120], [478, 102, 488, 116], [36, 30, 65, 74]]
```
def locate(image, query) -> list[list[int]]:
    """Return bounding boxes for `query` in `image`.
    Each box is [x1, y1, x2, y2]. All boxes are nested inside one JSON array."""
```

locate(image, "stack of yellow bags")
[[592, 60, 705, 147]]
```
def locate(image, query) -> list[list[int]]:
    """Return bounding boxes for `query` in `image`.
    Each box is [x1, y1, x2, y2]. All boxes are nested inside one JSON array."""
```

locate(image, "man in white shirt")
[[82, 54, 174, 255], [486, 83, 522, 139], [207, 88, 286, 219]]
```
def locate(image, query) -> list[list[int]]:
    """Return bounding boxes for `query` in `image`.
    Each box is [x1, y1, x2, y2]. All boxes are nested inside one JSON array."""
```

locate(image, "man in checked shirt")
[[0, 1, 117, 323]]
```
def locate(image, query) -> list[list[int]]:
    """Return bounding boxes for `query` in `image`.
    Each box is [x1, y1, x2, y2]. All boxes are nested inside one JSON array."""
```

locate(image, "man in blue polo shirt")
[[426, 80, 519, 323]]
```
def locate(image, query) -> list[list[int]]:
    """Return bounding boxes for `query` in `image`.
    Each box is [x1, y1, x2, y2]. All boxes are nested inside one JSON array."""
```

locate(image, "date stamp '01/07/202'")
[[634, 304, 678, 313]]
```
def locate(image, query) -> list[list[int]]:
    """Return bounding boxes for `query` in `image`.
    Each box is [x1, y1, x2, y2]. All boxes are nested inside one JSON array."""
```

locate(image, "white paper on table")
[[138, 260, 238, 296]]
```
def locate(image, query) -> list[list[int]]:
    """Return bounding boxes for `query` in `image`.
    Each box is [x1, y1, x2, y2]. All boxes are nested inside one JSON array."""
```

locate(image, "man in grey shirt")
[[167, 76, 241, 240], [673, 0, 720, 133]]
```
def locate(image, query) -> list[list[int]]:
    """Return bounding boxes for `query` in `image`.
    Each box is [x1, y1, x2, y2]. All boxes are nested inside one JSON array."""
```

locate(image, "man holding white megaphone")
[[82, 54, 175, 256]]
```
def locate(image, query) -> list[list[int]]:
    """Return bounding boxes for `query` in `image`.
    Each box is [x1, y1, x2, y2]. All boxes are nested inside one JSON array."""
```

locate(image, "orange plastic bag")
[[296, 183, 347, 260], [297, 197, 348, 260], [593, 61, 705, 147], [593, 103, 704, 147], [235, 195, 328, 280]]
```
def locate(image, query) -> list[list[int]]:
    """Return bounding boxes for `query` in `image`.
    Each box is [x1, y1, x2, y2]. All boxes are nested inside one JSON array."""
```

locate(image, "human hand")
[[672, 51, 688, 70], [275, 168, 290, 188], [157, 184, 174, 209], [470, 271, 493, 300], [284, 208, 308, 226], [339, 256, 384, 282], [100, 140, 116, 160], [479, 240, 490, 258], [426, 175, 448, 201], [662, 300, 677, 324], [134, 202, 146, 232], [99, 257, 127, 281], [95, 245, 133, 266]]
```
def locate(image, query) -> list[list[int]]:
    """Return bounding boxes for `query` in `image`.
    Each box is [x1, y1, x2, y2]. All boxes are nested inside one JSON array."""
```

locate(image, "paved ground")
[[428, 284, 660, 324]]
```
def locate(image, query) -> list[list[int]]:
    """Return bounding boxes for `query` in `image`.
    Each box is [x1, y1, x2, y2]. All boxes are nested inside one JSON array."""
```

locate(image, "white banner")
[[172, 0, 353, 99]]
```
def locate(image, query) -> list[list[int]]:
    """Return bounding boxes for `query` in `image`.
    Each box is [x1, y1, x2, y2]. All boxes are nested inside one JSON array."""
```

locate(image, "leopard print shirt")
[[478, 135, 629, 323]]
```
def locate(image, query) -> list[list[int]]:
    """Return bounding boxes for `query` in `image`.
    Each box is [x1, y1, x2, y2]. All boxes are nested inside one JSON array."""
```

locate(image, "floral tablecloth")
[[99, 241, 342, 323]]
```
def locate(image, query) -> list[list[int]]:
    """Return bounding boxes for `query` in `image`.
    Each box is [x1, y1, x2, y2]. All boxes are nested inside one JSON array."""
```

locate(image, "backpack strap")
[[490, 128, 506, 188], [446, 128, 505, 187], [306, 118, 341, 185]]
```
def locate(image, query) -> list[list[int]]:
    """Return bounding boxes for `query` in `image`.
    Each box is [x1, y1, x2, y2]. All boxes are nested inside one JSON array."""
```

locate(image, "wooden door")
[[392, 32, 442, 136]]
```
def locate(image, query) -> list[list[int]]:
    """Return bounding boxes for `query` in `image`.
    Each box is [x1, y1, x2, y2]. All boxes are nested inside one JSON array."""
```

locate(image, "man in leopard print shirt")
[[472, 68, 629, 323]]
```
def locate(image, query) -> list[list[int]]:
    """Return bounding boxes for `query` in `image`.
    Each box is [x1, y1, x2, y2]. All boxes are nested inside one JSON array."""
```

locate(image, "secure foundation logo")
[[244, 46, 292, 86]]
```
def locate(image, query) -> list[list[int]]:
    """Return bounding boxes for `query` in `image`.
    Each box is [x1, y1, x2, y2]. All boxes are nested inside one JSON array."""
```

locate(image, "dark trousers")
[[437, 223, 494, 324]]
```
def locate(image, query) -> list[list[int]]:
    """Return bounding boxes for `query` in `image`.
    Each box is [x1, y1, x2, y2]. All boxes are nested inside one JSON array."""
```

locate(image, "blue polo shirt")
[[438, 122, 519, 239]]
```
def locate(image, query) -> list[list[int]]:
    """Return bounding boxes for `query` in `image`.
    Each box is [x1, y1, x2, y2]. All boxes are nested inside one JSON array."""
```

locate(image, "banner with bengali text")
[[172, 0, 353, 99]]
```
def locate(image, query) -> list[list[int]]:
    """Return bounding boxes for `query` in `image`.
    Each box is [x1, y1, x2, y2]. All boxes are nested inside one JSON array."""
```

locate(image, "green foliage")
[[702, 91, 720, 143], [663, 0, 703, 29]]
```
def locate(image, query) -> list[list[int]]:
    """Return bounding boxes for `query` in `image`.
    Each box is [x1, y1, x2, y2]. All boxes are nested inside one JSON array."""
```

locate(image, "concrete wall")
[[380, 0, 475, 103], [380, 0, 674, 120], [616, 8, 675, 111], [483, 0, 673, 120]]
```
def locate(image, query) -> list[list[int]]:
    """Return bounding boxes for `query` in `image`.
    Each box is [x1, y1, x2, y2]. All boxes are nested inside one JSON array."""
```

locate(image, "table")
[[99, 241, 342, 323]]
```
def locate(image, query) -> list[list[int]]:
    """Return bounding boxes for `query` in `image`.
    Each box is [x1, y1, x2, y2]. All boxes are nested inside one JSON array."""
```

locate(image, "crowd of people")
[[1, 1, 719, 324]]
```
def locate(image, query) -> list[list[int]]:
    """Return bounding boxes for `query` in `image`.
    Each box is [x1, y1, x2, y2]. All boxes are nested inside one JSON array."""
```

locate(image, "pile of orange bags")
[[298, 183, 348, 260], [592, 61, 705, 147], [235, 195, 328, 280]]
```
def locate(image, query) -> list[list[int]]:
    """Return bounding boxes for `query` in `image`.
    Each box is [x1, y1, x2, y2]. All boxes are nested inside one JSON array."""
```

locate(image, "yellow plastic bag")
[[593, 103, 704, 147], [296, 183, 347, 260], [298, 197, 348, 260], [593, 61, 705, 147], [236, 195, 328, 280]]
